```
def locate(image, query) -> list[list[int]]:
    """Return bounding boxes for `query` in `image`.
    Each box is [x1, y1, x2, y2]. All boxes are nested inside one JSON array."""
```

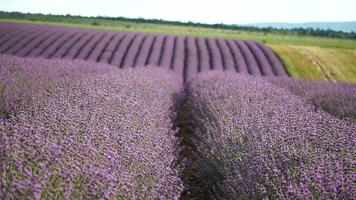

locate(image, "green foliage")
[[1, 11, 355, 40], [90, 21, 100, 26], [69, 175, 88, 200], [41, 172, 65, 200], [1, 162, 14, 197]]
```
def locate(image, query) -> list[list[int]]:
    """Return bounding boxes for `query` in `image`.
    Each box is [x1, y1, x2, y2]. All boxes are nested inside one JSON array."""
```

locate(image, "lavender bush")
[[136, 35, 155, 66], [122, 34, 145, 68], [216, 38, 235, 72], [184, 37, 199, 82], [245, 41, 274, 76], [268, 77, 356, 120], [98, 34, 125, 64], [145, 35, 163, 66], [63, 33, 97, 60], [16, 30, 55, 57], [110, 33, 136, 67], [196, 38, 210, 73], [0, 55, 113, 118], [27, 31, 67, 58], [236, 40, 261, 75], [256, 42, 288, 76], [225, 39, 249, 74], [171, 36, 185, 80], [39, 32, 77, 59], [181, 72, 355, 199], [206, 38, 223, 71], [86, 32, 114, 62], [75, 32, 106, 60], [0, 60, 183, 199]]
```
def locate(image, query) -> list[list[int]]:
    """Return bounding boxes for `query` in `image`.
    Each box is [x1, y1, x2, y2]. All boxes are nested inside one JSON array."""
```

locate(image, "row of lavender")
[[0, 55, 114, 117], [0, 22, 287, 82], [268, 77, 356, 120], [0, 55, 183, 199], [181, 72, 355, 199]]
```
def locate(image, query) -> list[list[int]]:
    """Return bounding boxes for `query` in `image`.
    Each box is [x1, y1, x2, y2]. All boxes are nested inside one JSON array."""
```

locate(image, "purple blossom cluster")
[[268, 77, 356, 120], [0, 56, 183, 199], [182, 72, 355, 199], [0, 55, 113, 117], [0, 22, 288, 83]]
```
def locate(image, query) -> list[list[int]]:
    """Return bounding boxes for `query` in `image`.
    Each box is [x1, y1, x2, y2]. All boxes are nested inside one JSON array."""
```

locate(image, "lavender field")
[[0, 22, 355, 200], [0, 22, 287, 82]]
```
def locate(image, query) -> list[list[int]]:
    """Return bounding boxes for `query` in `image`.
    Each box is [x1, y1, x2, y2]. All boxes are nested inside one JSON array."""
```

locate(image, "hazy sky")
[[1, 0, 356, 24]]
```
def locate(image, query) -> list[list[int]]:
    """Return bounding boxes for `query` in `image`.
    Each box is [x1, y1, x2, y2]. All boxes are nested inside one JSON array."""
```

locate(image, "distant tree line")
[[1, 11, 355, 40]]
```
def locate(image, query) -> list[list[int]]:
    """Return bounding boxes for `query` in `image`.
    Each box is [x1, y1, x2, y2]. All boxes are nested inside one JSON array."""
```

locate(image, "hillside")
[[1, 12, 356, 83], [0, 22, 288, 83], [271, 45, 356, 82]]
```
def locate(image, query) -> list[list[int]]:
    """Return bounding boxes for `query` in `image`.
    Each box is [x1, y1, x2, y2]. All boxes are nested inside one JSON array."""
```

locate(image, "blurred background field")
[[1, 12, 356, 83]]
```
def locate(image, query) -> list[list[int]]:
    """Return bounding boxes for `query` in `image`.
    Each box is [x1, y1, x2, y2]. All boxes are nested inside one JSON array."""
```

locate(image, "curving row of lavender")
[[268, 77, 356, 120], [0, 55, 183, 199], [0, 22, 287, 82], [181, 72, 355, 199]]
